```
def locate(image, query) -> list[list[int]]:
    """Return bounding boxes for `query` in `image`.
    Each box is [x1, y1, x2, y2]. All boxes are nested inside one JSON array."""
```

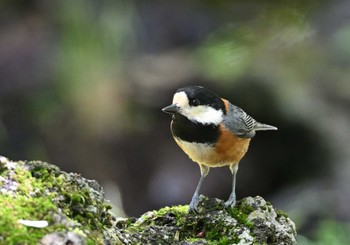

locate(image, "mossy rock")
[[0, 156, 119, 245], [117, 196, 297, 245], [0, 156, 297, 244]]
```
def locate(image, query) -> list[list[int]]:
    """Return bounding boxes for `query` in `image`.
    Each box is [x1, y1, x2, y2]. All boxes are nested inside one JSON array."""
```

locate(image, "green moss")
[[124, 198, 257, 244], [119, 195, 297, 244], [217, 236, 232, 245], [276, 209, 289, 218], [156, 205, 188, 217], [1, 158, 296, 244], [185, 231, 236, 245], [205, 229, 227, 241], [185, 238, 202, 243], [0, 161, 65, 244], [227, 202, 254, 229], [0, 194, 60, 244], [185, 237, 232, 245], [0, 159, 115, 244]]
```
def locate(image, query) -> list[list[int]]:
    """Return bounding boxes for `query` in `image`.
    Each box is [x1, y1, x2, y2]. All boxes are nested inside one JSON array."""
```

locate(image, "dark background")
[[1, 1, 350, 243]]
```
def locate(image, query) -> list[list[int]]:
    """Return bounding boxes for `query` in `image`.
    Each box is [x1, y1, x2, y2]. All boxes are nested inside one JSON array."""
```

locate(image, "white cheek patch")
[[185, 106, 223, 125], [172, 91, 223, 125]]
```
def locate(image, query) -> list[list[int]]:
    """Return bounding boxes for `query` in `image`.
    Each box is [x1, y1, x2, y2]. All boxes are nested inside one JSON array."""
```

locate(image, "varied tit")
[[162, 85, 277, 213]]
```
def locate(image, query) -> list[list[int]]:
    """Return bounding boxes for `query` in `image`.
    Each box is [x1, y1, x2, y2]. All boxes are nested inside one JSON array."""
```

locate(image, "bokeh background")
[[1, 0, 350, 244]]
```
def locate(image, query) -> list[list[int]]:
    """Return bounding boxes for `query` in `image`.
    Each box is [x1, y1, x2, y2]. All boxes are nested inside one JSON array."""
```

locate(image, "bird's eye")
[[191, 99, 200, 106]]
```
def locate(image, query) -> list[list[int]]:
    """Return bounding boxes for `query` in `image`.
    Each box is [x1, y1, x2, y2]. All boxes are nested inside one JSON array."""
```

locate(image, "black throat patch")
[[171, 114, 219, 144]]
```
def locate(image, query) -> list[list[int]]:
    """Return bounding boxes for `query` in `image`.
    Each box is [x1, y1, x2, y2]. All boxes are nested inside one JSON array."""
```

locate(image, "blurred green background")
[[1, 0, 350, 243]]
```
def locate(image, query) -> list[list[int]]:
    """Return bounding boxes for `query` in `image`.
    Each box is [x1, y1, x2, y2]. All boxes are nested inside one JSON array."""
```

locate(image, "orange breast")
[[206, 125, 251, 166], [173, 122, 251, 168]]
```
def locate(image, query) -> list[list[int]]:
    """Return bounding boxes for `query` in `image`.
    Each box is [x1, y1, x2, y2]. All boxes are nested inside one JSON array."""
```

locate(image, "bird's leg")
[[225, 164, 239, 208], [188, 164, 210, 213]]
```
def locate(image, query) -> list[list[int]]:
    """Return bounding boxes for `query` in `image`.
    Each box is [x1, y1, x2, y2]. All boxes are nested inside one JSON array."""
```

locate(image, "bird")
[[162, 85, 277, 213]]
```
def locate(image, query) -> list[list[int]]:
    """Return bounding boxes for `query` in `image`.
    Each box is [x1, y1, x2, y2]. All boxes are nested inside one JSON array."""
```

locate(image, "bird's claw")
[[188, 195, 200, 213], [224, 199, 236, 208], [224, 194, 236, 208]]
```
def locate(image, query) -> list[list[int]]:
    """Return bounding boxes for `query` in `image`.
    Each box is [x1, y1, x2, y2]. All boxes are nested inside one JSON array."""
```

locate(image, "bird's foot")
[[188, 195, 200, 213], [224, 194, 236, 208]]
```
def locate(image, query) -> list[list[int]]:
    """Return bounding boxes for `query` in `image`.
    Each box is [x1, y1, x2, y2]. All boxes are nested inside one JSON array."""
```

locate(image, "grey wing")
[[222, 103, 257, 138]]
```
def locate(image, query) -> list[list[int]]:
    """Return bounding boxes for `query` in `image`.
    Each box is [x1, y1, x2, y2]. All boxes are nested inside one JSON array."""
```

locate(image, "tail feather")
[[254, 122, 278, 131]]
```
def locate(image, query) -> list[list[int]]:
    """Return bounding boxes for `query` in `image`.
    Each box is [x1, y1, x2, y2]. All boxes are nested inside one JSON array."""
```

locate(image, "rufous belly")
[[174, 126, 250, 167]]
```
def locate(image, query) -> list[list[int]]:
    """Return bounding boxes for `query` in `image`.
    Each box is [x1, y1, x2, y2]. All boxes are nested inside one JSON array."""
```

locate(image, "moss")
[[0, 157, 297, 244], [0, 160, 65, 244], [120, 195, 297, 244], [185, 236, 231, 245], [216, 236, 232, 245], [122, 196, 259, 244], [0, 194, 61, 244], [184, 237, 204, 243], [276, 209, 289, 219], [205, 229, 231, 242], [156, 205, 188, 217], [0, 158, 116, 244], [135, 205, 188, 227], [227, 200, 254, 229]]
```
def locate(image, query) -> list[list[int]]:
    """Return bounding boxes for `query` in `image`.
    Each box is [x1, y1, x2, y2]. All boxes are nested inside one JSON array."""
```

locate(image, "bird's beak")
[[162, 104, 180, 114]]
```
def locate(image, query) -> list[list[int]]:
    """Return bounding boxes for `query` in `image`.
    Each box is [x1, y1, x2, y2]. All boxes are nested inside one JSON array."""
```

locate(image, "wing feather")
[[222, 103, 257, 138], [222, 101, 277, 138]]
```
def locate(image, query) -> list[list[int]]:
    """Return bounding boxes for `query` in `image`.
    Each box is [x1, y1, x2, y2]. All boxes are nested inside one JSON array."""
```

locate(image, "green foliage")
[[196, 37, 252, 80], [298, 220, 350, 245]]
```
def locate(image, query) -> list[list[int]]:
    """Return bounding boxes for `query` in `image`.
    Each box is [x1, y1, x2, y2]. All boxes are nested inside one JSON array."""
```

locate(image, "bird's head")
[[162, 85, 226, 125]]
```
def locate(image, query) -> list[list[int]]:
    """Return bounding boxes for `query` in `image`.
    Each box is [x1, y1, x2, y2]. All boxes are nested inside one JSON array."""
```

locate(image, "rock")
[[0, 156, 297, 244], [0, 156, 119, 245], [40, 232, 86, 245], [118, 195, 297, 244]]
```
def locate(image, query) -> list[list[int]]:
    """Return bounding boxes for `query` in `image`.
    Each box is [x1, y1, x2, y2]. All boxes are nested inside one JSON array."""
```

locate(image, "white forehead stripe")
[[172, 91, 223, 125], [172, 91, 189, 106]]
